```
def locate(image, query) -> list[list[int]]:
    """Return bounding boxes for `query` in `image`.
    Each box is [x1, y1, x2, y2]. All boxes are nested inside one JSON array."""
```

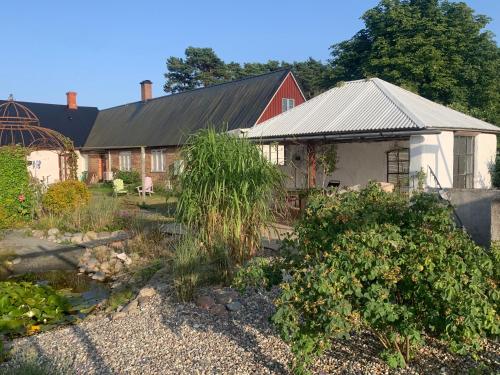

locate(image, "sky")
[[1, 0, 498, 109]]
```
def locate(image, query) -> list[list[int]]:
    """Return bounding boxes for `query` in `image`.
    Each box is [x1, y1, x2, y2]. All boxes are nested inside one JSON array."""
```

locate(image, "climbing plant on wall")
[[0, 146, 32, 228]]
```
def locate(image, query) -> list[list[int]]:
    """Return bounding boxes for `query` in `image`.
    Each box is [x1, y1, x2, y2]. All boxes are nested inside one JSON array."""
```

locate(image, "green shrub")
[[273, 183, 499, 373], [176, 129, 284, 266], [113, 170, 140, 185], [0, 146, 32, 227], [0, 281, 70, 335], [172, 235, 207, 302], [42, 180, 90, 215], [492, 153, 500, 188], [232, 257, 282, 293]]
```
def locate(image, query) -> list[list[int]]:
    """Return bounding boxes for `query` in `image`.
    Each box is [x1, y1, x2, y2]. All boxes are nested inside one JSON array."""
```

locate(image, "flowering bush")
[[42, 180, 90, 215], [273, 183, 499, 373], [0, 146, 32, 227]]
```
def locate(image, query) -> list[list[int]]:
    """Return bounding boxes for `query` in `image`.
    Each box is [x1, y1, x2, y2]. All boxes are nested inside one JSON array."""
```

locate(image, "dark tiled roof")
[[0, 100, 98, 148], [84, 70, 290, 148]]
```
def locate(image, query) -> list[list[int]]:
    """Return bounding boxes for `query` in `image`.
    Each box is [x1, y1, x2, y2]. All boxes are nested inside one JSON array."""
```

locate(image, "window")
[[282, 98, 295, 113], [453, 135, 474, 188], [259, 144, 285, 165], [119, 152, 131, 171], [151, 150, 165, 172], [387, 148, 409, 192], [173, 159, 184, 176]]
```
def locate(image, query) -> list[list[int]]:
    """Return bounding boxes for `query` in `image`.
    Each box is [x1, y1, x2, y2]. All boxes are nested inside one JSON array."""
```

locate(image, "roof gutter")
[[81, 145, 147, 151], [246, 129, 441, 143]]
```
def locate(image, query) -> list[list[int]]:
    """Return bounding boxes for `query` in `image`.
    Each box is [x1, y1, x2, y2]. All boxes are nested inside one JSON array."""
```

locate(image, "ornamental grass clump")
[[176, 129, 284, 266], [273, 183, 499, 373]]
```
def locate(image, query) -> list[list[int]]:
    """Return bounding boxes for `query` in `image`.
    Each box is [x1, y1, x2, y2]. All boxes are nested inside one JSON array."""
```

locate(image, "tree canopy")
[[164, 0, 499, 125], [164, 47, 330, 99], [330, 0, 500, 125]]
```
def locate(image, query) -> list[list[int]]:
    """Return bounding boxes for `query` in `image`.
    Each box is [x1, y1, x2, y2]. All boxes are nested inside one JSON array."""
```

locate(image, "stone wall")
[[445, 188, 500, 247]]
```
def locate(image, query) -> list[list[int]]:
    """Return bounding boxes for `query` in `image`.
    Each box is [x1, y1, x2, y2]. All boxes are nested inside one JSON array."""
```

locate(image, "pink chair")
[[136, 176, 154, 196]]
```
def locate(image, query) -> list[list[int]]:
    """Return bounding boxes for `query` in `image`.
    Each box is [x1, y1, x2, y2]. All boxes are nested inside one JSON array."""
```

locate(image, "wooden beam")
[[141, 146, 146, 203], [307, 143, 316, 188]]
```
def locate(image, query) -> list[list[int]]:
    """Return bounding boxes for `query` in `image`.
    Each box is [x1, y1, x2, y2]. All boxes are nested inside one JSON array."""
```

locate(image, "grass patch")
[[106, 288, 133, 312]]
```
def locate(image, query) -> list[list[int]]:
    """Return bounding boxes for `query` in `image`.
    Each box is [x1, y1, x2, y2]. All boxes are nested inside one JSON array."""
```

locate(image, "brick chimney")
[[140, 80, 152, 101], [66, 91, 77, 110]]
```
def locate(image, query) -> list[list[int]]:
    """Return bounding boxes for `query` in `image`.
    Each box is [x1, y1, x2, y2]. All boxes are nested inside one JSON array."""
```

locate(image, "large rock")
[[91, 271, 106, 282], [97, 232, 111, 239], [122, 299, 139, 314], [196, 296, 215, 309], [86, 258, 99, 272], [85, 231, 98, 241], [209, 304, 228, 317], [116, 253, 132, 265], [214, 290, 239, 305], [32, 230, 45, 239], [47, 228, 60, 236], [226, 301, 243, 312], [71, 233, 84, 244]]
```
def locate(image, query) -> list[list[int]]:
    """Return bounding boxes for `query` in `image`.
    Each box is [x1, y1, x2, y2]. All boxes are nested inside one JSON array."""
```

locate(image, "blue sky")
[[1, 0, 498, 109]]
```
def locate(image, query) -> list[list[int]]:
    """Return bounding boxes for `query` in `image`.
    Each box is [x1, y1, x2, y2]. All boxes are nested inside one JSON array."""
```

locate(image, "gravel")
[[1, 270, 499, 374]]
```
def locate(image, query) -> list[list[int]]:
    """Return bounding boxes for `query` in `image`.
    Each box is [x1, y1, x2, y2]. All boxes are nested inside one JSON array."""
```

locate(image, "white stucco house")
[[245, 78, 499, 192]]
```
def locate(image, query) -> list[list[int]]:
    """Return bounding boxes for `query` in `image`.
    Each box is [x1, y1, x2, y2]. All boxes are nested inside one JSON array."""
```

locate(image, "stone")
[[100, 261, 111, 274], [196, 296, 215, 309], [91, 271, 106, 282], [138, 287, 156, 298], [113, 261, 124, 274], [97, 231, 111, 239], [64, 232, 72, 237], [122, 299, 139, 314], [47, 228, 60, 236], [215, 293, 234, 305], [85, 231, 98, 240], [378, 181, 394, 193], [31, 230, 45, 239], [110, 241, 125, 250], [71, 233, 84, 244], [86, 258, 99, 272], [112, 311, 127, 320], [11, 258, 21, 265], [226, 301, 243, 312], [209, 304, 228, 316], [111, 230, 127, 238], [47, 235, 57, 242], [116, 253, 132, 265]]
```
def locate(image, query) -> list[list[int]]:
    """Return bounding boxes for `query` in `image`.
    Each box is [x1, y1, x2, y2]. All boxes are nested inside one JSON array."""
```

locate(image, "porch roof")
[[246, 78, 499, 140]]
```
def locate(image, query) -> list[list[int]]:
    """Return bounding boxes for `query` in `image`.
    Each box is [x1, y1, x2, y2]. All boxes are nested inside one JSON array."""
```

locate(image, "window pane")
[[282, 98, 287, 113]]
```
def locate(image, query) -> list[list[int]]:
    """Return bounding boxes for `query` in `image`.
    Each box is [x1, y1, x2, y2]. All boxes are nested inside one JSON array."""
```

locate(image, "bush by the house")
[[113, 170, 140, 185], [42, 180, 90, 215], [232, 257, 282, 293], [273, 183, 499, 373], [0, 146, 32, 227], [492, 153, 500, 188], [176, 129, 284, 267]]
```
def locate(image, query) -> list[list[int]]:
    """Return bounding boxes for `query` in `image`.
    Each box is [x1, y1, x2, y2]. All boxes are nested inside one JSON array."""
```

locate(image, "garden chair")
[[113, 178, 128, 196], [136, 176, 154, 196]]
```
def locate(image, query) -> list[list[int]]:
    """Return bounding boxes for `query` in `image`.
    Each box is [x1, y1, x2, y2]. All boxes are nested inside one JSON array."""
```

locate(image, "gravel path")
[[2, 270, 499, 374]]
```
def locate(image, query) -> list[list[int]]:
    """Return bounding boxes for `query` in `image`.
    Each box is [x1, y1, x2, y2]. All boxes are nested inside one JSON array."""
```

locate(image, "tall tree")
[[330, 0, 500, 125], [164, 48, 330, 99]]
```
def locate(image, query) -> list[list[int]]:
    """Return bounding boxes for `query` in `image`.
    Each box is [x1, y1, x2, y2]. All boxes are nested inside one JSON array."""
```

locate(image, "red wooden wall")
[[256, 72, 306, 124]]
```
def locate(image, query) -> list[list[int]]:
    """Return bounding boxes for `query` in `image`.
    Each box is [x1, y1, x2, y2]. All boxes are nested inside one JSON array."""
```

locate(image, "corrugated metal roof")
[[247, 78, 499, 139], [84, 70, 290, 148]]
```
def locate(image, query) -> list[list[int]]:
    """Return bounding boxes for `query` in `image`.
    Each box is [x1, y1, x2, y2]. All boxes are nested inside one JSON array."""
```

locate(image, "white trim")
[[254, 71, 307, 125]]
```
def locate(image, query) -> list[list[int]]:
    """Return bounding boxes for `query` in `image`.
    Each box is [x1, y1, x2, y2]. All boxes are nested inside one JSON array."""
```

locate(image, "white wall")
[[280, 140, 409, 189], [28, 150, 61, 185], [410, 131, 497, 189], [409, 131, 454, 188], [28, 149, 88, 185], [474, 133, 497, 189]]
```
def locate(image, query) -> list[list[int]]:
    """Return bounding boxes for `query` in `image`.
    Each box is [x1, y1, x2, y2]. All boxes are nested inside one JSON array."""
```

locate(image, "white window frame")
[[259, 144, 285, 166], [282, 98, 295, 113], [119, 151, 131, 172], [151, 149, 165, 172]]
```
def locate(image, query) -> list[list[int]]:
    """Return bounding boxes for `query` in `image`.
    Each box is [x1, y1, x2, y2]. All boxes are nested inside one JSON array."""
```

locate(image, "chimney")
[[66, 91, 77, 110], [140, 80, 152, 101]]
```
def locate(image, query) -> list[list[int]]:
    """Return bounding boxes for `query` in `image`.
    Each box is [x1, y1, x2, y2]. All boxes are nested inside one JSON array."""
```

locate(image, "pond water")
[[9, 270, 110, 316]]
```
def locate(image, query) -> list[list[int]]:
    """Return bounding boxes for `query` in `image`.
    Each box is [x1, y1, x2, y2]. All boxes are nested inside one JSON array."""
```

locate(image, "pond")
[[0, 270, 110, 337]]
